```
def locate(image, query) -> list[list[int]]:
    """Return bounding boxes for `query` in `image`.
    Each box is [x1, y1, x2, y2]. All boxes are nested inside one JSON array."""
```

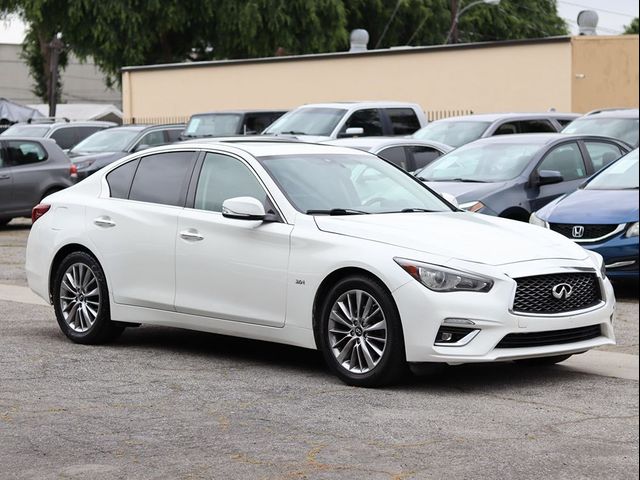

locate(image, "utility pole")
[[450, 0, 459, 44], [48, 35, 64, 118]]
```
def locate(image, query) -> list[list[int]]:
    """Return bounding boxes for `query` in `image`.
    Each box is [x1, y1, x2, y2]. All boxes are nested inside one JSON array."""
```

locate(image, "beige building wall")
[[571, 35, 639, 113], [122, 39, 574, 122]]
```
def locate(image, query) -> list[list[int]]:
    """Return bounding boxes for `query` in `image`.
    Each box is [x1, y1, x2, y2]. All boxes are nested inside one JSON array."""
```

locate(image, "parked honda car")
[[412, 112, 579, 148], [416, 133, 630, 221], [531, 149, 639, 279], [323, 137, 452, 172], [0, 120, 116, 151], [263, 101, 427, 141], [0, 137, 75, 226], [180, 110, 287, 140], [562, 108, 639, 148], [26, 140, 615, 387], [69, 124, 185, 179]]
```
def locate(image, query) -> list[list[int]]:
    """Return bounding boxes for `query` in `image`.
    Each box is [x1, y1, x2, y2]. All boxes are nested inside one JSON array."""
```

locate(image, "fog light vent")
[[434, 326, 479, 347]]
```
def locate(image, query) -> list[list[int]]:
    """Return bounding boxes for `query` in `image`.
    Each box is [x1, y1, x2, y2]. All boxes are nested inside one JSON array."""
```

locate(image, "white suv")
[[263, 101, 427, 141]]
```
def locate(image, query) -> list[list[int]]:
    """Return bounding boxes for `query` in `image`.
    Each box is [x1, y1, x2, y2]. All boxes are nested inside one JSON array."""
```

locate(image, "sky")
[[1, 1, 639, 44]]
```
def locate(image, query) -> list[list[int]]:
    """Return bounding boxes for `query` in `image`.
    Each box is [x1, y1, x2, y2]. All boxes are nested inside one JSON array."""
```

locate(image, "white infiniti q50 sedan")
[[25, 141, 616, 387]]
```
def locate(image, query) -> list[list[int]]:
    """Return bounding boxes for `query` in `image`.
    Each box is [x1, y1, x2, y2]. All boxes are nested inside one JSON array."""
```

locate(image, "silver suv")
[[263, 101, 427, 141], [0, 137, 75, 226], [1, 120, 116, 151]]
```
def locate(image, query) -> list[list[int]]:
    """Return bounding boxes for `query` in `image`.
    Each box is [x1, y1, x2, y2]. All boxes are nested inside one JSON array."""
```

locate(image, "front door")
[[175, 152, 292, 327]]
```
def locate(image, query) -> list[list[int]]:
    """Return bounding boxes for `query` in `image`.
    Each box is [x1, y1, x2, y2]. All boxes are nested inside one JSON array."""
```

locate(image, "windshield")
[[585, 149, 639, 190], [1, 125, 49, 137], [263, 108, 346, 136], [412, 121, 491, 147], [70, 128, 139, 154], [418, 142, 541, 182], [257, 153, 452, 214], [183, 114, 242, 137], [563, 117, 639, 146]]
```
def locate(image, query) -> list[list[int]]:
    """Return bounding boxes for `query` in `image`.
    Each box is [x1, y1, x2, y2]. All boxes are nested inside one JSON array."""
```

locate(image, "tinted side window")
[[517, 120, 557, 133], [556, 118, 574, 128], [136, 130, 166, 150], [129, 152, 195, 206], [194, 153, 267, 212], [584, 141, 622, 171], [538, 143, 586, 181], [494, 122, 518, 135], [0, 146, 5, 168], [410, 146, 442, 169], [165, 128, 183, 142], [107, 159, 140, 199], [386, 108, 421, 135], [7, 140, 47, 165], [49, 128, 77, 150], [75, 126, 103, 144], [341, 109, 383, 137], [378, 146, 408, 169], [245, 114, 279, 135]]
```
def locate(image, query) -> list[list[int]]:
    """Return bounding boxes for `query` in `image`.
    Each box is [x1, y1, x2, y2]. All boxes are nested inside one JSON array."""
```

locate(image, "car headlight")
[[626, 222, 639, 238], [458, 201, 485, 212], [586, 250, 606, 278], [395, 258, 494, 293], [529, 212, 549, 228]]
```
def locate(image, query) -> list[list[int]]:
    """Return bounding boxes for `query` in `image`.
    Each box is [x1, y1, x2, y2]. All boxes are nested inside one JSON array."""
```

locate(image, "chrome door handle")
[[93, 216, 116, 228], [179, 229, 204, 241]]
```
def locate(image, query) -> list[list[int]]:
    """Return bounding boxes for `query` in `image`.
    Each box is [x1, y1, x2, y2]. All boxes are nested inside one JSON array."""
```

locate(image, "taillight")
[[70, 164, 78, 178], [32, 204, 51, 223]]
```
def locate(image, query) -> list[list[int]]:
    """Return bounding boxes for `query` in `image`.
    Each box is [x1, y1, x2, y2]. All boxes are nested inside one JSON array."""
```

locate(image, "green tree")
[[624, 17, 639, 34]]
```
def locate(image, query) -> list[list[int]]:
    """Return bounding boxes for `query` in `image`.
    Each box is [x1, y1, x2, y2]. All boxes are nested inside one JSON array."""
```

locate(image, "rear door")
[[175, 151, 292, 327], [582, 140, 625, 172], [4, 140, 53, 213], [86, 150, 197, 310], [529, 141, 589, 212], [383, 108, 422, 135]]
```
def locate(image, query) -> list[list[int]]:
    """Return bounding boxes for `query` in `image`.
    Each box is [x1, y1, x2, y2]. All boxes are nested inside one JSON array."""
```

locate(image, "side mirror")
[[134, 144, 150, 152], [345, 127, 364, 137], [537, 170, 564, 186], [441, 192, 459, 208], [222, 196, 266, 221]]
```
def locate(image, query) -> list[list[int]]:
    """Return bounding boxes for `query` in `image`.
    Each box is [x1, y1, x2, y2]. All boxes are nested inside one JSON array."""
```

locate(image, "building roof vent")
[[577, 10, 598, 35], [349, 29, 369, 52]]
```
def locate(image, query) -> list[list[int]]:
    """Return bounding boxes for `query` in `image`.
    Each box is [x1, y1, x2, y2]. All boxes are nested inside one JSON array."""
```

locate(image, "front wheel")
[[52, 251, 124, 344], [318, 276, 407, 387]]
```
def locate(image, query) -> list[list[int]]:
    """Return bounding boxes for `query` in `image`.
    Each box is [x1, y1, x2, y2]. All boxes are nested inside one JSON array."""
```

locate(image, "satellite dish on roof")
[[577, 10, 598, 35]]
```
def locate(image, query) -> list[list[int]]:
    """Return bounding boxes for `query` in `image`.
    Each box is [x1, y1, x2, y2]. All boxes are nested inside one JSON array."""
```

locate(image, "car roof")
[[190, 110, 287, 116], [295, 101, 421, 110], [581, 108, 639, 119], [6, 121, 115, 129], [464, 133, 625, 146], [432, 112, 579, 123], [178, 140, 369, 157], [108, 124, 185, 132], [324, 137, 452, 151]]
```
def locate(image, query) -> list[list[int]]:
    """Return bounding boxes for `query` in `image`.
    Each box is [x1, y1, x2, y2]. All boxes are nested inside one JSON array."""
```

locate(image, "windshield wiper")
[[306, 208, 370, 216], [432, 178, 486, 183], [394, 208, 439, 213], [279, 130, 308, 135]]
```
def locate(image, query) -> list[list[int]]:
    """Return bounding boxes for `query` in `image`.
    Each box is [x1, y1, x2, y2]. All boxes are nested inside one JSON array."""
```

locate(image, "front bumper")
[[393, 259, 616, 363], [582, 235, 639, 279]]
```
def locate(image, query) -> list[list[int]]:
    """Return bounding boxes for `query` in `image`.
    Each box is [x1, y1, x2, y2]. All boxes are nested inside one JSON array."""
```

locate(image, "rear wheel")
[[515, 354, 573, 366], [318, 275, 407, 387], [52, 251, 124, 344]]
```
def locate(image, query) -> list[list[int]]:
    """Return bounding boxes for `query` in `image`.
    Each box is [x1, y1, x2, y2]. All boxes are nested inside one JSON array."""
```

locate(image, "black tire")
[[52, 251, 124, 344], [515, 354, 573, 366], [317, 275, 407, 387]]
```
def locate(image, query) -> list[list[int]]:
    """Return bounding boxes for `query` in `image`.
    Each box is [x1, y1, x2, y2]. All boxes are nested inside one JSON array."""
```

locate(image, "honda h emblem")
[[572, 225, 585, 238], [552, 283, 573, 300]]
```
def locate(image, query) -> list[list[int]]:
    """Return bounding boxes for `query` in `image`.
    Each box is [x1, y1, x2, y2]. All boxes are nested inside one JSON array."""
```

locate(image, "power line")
[[558, 1, 637, 18]]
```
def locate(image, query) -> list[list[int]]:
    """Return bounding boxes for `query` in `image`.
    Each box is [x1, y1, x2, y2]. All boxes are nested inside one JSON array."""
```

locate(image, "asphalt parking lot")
[[0, 219, 638, 480]]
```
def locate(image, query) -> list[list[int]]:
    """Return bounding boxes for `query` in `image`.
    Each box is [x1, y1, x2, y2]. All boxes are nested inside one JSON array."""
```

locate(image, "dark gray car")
[[70, 124, 185, 180], [180, 110, 287, 139], [0, 137, 75, 225], [0, 121, 116, 150], [413, 112, 579, 148], [416, 133, 631, 221]]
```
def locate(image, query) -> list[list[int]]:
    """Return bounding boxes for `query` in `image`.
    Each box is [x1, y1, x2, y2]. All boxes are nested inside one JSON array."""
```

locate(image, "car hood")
[[424, 181, 507, 202], [539, 188, 639, 224], [71, 151, 126, 169], [314, 212, 588, 266]]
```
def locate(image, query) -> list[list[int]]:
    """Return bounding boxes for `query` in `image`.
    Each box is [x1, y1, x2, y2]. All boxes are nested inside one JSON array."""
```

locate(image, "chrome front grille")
[[549, 223, 620, 241], [512, 273, 602, 314]]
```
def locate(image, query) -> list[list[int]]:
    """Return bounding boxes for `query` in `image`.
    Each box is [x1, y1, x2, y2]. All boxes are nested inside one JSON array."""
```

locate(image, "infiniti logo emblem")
[[552, 283, 573, 300], [572, 225, 585, 238]]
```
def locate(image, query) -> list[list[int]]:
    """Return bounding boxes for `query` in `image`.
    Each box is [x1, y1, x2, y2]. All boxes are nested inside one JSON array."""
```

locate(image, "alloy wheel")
[[59, 262, 101, 333]]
